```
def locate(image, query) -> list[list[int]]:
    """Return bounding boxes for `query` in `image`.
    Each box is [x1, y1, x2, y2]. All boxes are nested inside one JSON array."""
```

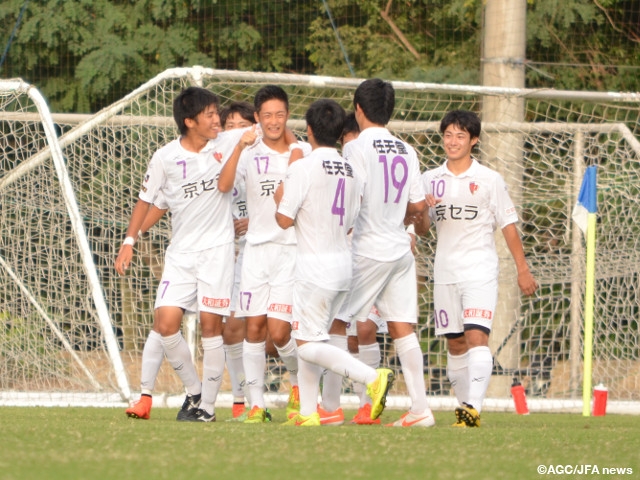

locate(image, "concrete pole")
[[480, 0, 528, 396]]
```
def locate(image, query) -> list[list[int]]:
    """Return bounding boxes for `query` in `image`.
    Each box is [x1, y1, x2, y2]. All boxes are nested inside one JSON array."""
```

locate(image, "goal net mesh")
[[1, 69, 639, 410]]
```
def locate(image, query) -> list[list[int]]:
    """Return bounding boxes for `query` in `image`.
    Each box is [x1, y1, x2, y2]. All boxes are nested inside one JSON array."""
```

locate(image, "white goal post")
[[1, 68, 639, 413]]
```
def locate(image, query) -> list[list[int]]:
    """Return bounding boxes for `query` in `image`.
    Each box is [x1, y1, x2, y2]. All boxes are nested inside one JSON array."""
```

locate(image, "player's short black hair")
[[220, 101, 256, 128], [173, 86, 219, 136], [353, 78, 395, 126], [305, 99, 346, 147], [440, 110, 481, 139], [254, 85, 289, 113], [342, 111, 359, 139]]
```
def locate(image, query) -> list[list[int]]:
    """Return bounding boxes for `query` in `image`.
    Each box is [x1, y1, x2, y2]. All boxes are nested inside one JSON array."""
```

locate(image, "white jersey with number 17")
[[343, 126, 424, 262]]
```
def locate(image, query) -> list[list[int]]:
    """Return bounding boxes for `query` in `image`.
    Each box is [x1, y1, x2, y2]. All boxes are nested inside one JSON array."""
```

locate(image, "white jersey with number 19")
[[343, 127, 424, 262]]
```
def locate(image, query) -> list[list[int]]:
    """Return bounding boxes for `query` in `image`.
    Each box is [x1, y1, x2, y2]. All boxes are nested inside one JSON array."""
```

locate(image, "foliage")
[[0, 0, 639, 113]]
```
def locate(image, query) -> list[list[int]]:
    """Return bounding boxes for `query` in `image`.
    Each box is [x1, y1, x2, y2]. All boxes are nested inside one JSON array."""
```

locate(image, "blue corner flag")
[[572, 165, 597, 234]]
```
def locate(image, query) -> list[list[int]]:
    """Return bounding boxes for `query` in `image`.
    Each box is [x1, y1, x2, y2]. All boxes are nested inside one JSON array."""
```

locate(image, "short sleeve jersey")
[[343, 127, 424, 262], [139, 128, 246, 253], [277, 147, 362, 291], [231, 178, 248, 246], [237, 139, 312, 246], [421, 159, 519, 284]]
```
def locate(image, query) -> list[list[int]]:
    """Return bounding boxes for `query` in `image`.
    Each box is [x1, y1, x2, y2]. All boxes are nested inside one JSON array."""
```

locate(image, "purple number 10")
[[378, 155, 408, 203]]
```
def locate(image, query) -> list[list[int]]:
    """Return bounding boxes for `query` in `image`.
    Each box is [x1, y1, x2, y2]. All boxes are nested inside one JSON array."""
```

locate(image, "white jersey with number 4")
[[422, 159, 519, 284], [237, 139, 312, 246], [277, 147, 362, 291], [139, 128, 246, 253], [343, 127, 424, 262]]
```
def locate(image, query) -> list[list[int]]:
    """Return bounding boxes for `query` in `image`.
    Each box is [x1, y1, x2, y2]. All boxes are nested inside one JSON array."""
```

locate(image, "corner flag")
[[572, 165, 598, 416], [572, 165, 597, 234]]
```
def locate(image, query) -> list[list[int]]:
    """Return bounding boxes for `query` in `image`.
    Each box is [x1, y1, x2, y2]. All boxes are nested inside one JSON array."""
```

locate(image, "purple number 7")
[[240, 291, 252, 311], [176, 160, 187, 179], [160, 280, 170, 298], [378, 155, 408, 203]]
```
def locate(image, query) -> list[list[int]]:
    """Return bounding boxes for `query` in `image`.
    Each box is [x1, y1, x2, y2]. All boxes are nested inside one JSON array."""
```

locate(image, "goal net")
[[1, 68, 639, 413]]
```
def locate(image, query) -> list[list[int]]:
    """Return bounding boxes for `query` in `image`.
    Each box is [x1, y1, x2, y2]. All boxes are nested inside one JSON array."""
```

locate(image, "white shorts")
[[237, 242, 295, 322], [343, 251, 418, 324], [345, 305, 388, 336], [291, 281, 347, 342], [433, 277, 498, 336], [155, 242, 235, 316]]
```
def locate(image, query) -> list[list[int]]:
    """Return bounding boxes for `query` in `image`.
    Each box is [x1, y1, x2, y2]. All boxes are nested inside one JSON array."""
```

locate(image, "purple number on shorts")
[[378, 155, 408, 203], [434, 309, 449, 329], [240, 291, 252, 311], [331, 178, 346, 226], [254, 156, 269, 174], [176, 160, 186, 179], [430, 179, 445, 197], [160, 280, 170, 298]]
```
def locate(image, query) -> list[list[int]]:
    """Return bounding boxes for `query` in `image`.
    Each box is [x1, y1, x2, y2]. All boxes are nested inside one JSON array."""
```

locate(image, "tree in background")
[[0, 0, 638, 113]]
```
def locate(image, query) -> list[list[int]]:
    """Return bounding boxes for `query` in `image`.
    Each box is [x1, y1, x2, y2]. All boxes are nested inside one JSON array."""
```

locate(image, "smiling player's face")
[[256, 99, 288, 143], [442, 123, 477, 163], [190, 104, 221, 140]]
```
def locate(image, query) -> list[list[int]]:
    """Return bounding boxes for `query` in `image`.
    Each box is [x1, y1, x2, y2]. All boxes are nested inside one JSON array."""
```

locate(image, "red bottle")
[[511, 378, 529, 415], [592, 383, 608, 416]]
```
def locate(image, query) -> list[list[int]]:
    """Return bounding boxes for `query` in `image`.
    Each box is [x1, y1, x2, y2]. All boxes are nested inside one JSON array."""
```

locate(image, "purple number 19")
[[378, 155, 408, 203], [331, 178, 346, 226]]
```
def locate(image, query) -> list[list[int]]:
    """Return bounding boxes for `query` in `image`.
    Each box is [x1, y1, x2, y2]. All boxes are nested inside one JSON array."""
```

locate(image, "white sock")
[[447, 351, 470, 406], [296, 353, 323, 417], [243, 340, 266, 409], [467, 346, 493, 413], [395, 334, 429, 414], [321, 335, 347, 412], [200, 336, 225, 415], [224, 342, 245, 401], [350, 352, 365, 401], [140, 330, 164, 395], [275, 337, 299, 387], [297, 341, 377, 386], [161, 332, 201, 395], [357, 343, 380, 407]]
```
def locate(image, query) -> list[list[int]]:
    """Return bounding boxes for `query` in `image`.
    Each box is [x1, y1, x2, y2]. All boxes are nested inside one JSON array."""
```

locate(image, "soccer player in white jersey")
[[218, 85, 310, 423], [416, 109, 538, 427], [274, 98, 394, 426], [218, 102, 257, 419], [341, 78, 435, 428], [115, 87, 255, 422]]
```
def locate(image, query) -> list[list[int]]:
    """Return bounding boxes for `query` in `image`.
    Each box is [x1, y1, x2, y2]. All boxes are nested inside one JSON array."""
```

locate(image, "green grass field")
[[1, 407, 639, 480]]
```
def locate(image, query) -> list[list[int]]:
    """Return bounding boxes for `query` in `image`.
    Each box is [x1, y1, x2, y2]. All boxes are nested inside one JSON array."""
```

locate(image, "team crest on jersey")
[[213, 152, 223, 162], [469, 182, 479, 194]]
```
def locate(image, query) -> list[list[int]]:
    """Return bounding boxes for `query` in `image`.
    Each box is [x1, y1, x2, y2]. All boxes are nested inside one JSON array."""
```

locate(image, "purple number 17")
[[378, 155, 408, 203]]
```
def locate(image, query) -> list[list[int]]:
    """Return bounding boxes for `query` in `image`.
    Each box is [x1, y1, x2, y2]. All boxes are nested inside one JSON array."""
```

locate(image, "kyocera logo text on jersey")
[[463, 308, 493, 320], [213, 152, 223, 162], [201, 296, 230, 308], [469, 182, 479, 194], [268, 303, 292, 314]]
